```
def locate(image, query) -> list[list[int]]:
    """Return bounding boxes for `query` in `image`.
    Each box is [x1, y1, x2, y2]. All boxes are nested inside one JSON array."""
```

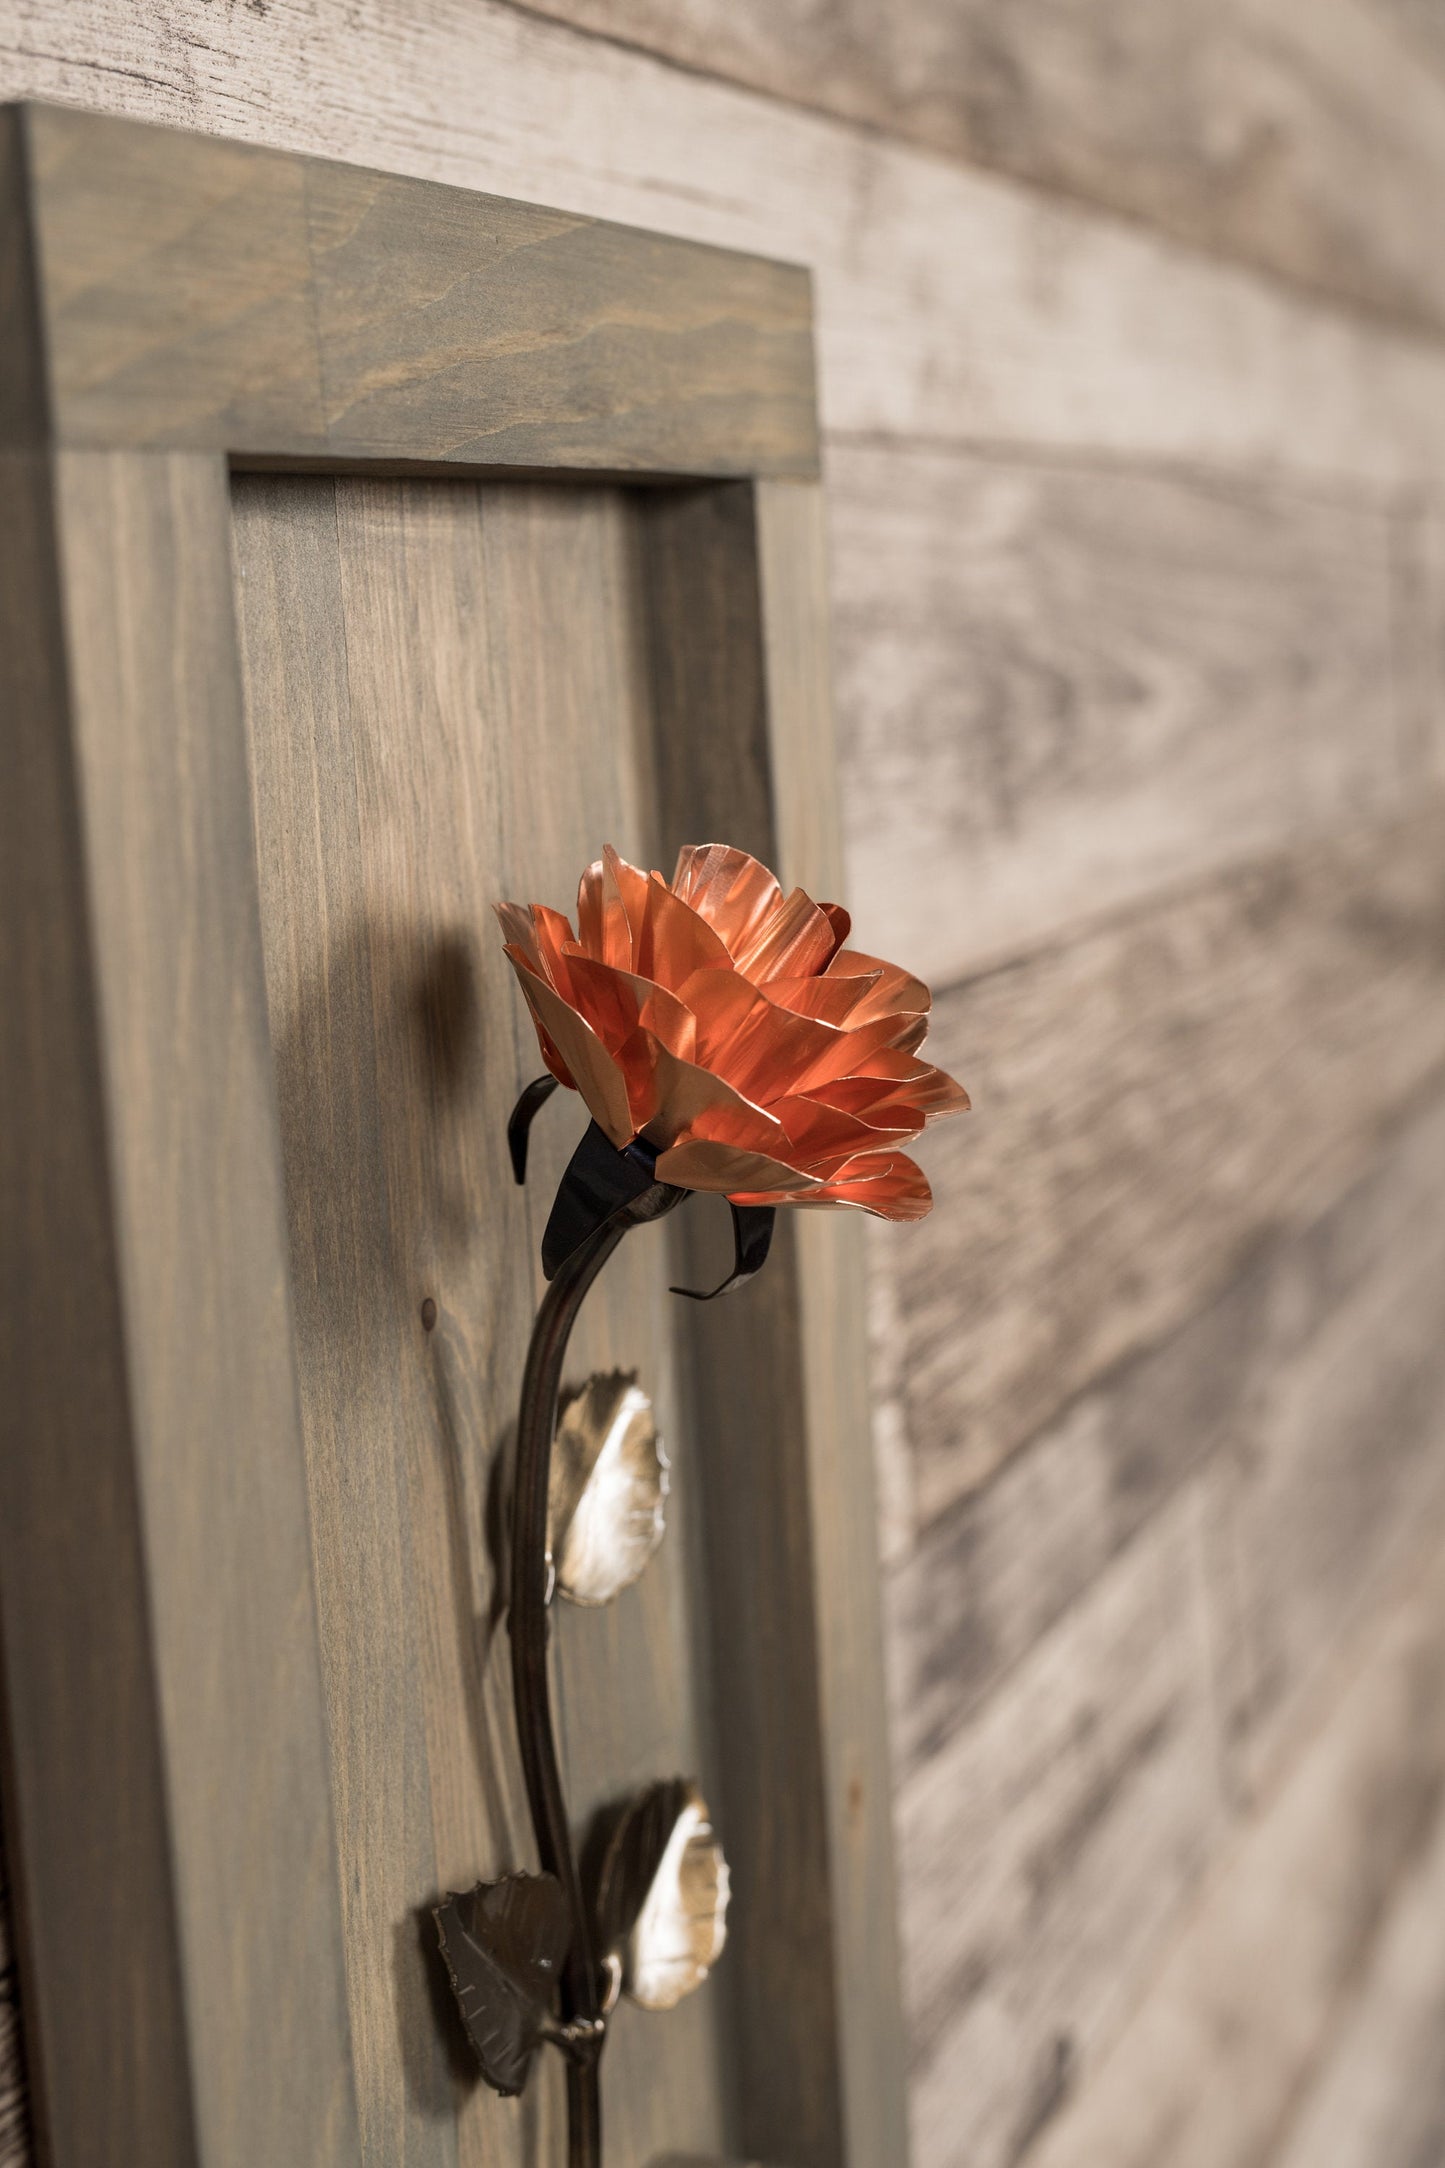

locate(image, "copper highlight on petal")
[[497, 845, 968, 1223]]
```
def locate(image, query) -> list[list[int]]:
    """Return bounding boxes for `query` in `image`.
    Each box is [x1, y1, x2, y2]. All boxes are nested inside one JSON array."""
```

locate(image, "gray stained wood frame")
[[0, 100, 901, 2168]]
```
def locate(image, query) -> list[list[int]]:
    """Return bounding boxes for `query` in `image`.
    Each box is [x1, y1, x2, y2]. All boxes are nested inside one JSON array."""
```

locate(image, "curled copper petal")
[[501, 954, 577, 1092], [732, 886, 838, 984], [654, 1135, 820, 1196], [771, 1091, 924, 1157], [670, 844, 784, 959], [576, 860, 631, 972], [835, 1046, 972, 1117], [530, 904, 582, 997], [821, 901, 852, 961], [507, 958, 634, 1146], [563, 955, 698, 1066], [495, 900, 544, 975], [604, 847, 653, 962], [733, 1149, 933, 1221], [636, 873, 733, 990], [826, 947, 930, 1025], [641, 1042, 791, 1156], [764, 971, 882, 1026], [678, 968, 838, 1102]]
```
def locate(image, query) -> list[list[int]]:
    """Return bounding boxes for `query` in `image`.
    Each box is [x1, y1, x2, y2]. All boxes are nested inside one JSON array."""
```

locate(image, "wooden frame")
[[0, 101, 905, 2168]]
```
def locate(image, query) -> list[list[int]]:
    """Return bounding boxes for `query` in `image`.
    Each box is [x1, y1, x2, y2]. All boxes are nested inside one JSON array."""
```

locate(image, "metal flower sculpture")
[[434, 845, 968, 2168]]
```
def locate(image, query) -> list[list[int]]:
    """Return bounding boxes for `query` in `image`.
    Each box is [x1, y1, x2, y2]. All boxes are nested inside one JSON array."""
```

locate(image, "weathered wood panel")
[[1269, 1791, 1445, 2168], [897, 1487, 1225, 2168], [890, 808, 1445, 1530], [8, 12, 1445, 484], [832, 445, 1414, 985], [0, 446, 360, 2168], [14, 102, 817, 475], [639, 479, 908, 2168], [235, 473, 723, 2168], [884, 1088, 1445, 1779], [1028, 1516, 1445, 2168], [516, 0, 1445, 339], [1204, 1099, 1445, 1800]]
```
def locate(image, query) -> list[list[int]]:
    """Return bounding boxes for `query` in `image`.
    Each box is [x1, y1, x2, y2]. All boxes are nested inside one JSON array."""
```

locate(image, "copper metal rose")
[[497, 845, 968, 1221]]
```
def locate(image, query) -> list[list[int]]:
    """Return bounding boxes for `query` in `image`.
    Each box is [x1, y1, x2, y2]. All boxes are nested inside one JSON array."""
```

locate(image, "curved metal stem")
[[509, 1182, 682, 2168]]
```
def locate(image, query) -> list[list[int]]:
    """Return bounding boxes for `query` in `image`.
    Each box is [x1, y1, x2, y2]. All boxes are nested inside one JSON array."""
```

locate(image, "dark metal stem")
[[509, 1181, 683, 2168]]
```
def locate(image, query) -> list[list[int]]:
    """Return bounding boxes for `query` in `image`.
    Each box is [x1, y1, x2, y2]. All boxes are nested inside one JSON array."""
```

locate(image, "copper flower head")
[[497, 845, 968, 1221]]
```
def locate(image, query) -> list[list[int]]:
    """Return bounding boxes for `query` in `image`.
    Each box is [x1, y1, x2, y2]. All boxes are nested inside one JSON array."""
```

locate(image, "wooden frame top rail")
[[0, 101, 819, 476]]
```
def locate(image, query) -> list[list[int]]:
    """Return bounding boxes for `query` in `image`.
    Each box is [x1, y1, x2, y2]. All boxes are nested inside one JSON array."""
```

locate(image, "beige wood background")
[[3, 5, 1445, 2165]]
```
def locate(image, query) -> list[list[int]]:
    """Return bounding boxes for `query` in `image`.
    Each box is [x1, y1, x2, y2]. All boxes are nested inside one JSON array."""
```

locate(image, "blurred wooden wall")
[[4, 4, 1445, 2163]]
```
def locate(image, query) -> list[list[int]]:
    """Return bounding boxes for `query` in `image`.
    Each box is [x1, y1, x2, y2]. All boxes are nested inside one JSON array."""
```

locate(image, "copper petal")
[[826, 947, 930, 1025], [733, 1148, 933, 1221], [563, 955, 698, 1066], [732, 885, 838, 983], [636, 872, 733, 990], [670, 844, 784, 959], [509, 960, 635, 1146], [641, 1043, 791, 1155], [654, 1135, 820, 1196], [764, 971, 882, 1026]]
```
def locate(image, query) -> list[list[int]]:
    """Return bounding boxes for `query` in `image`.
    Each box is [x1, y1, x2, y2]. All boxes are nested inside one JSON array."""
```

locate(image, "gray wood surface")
[[516, 0, 1445, 338], [9, 22, 1445, 488], [1028, 1513, 1445, 2168], [900, 1484, 1225, 2168], [639, 478, 908, 2168], [0, 442, 360, 2168], [887, 809, 1445, 1534], [10, 101, 816, 476], [885, 1088, 1445, 1783], [232, 471, 891, 2168], [1270, 1788, 1445, 2168], [831, 444, 1420, 986], [886, 1088, 1445, 2166]]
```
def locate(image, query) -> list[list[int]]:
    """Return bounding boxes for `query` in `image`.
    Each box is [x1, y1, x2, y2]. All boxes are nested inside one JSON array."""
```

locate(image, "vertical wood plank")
[[233, 474, 737, 2168], [756, 476, 912, 2168], [640, 477, 909, 2168], [51, 449, 359, 2168], [0, 447, 198, 2168]]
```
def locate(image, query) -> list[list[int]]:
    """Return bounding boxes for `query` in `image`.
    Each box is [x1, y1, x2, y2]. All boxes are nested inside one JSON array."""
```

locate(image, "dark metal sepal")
[[433, 1870, 592, 2097], [541, 1120, 681, 1280], [669, 1201, 776, 1301], [507, 1073, 560, 1185]]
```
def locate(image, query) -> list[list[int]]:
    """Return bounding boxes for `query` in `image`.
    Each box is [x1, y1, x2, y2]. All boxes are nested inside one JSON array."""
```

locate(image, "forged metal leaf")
[[432, 1871, 570, 2095], [593, 1779, 730, 2011], [548, 1370, 668, 1606]]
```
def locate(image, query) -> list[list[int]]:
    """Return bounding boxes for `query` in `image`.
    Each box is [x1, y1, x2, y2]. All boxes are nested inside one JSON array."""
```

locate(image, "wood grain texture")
[[9, 13, 1445, 485], [9, 101, 817, 474], [884, 1088, 1445, 1783], [0, 453, 182, 2168], [638, 476, 906, 2168], [898, 1485, 1226, 2168], [1203, 1092, 1445, 1802], [0, 445, 357, 2168], [1027, 1512, 1445, 2168], [832, 444, 1418, 986], [52, 450, 361, 2168], [519, 0, 1445, 339], [235, 473, 716, 2168], [232, 470, 897, 2168], [1269, 1789, 1445, 2168], [886, 807, 1445, 1532]]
